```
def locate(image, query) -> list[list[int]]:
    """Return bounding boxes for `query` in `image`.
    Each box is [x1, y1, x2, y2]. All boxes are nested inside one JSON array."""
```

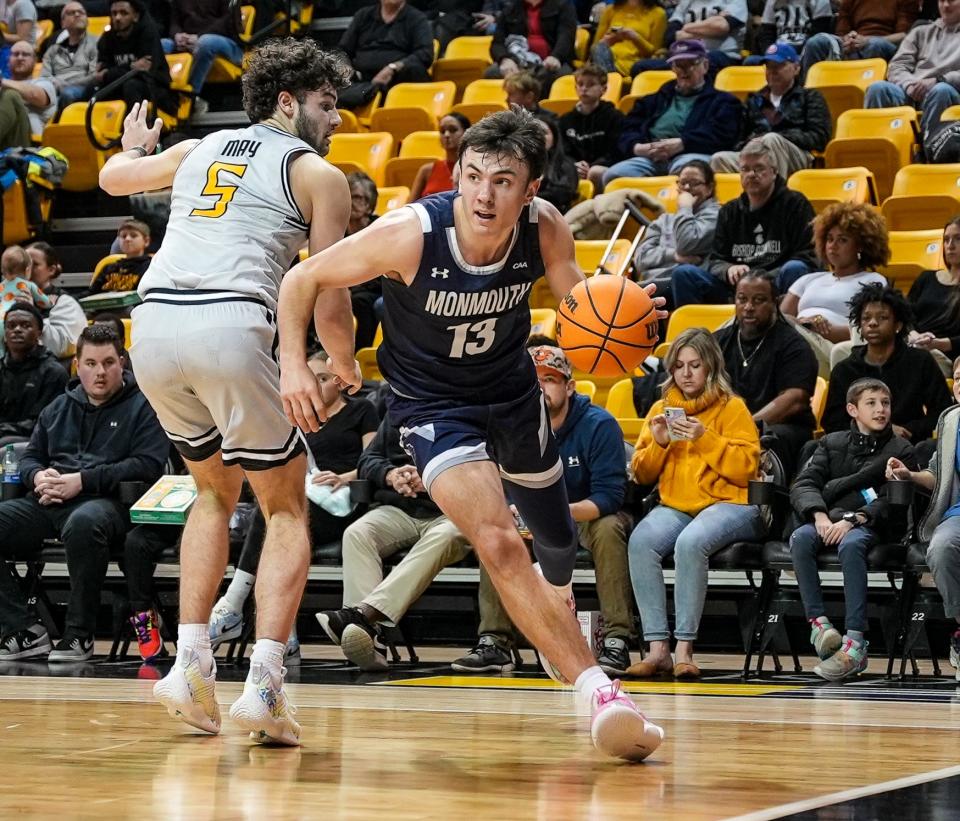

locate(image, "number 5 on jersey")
[[447, 318, 497, 358], [190, 161, 247, 219]]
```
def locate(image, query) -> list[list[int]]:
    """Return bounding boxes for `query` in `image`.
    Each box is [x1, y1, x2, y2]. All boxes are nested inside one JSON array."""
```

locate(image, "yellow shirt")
[[596, 3, 668, 76], [632, 386, 760, 515]]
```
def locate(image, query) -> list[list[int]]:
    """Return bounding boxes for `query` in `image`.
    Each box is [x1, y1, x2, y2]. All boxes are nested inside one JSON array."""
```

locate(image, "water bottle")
[[2, 445, 20, 501]]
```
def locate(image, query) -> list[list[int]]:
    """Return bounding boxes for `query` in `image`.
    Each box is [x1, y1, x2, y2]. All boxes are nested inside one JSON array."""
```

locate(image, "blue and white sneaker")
[[208, 598, 243, 649]]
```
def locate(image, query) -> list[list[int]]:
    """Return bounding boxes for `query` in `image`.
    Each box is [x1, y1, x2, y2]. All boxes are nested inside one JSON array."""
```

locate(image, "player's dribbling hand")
[[639, 281, 668, 323], [281, 361, 330, 432], [121, 100, 163, 155]]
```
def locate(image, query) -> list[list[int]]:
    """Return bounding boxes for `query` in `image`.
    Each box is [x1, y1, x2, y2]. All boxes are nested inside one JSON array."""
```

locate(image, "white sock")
[[250, 638, 285, 682], [223, 569, 256, 613], [575, 665, 613, 705], [178, 623, 213, 676]]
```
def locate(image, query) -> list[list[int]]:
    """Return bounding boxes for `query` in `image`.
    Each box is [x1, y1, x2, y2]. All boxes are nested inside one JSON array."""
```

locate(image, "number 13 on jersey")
[[190, 161, 248, 219], [447, 318, 497, 358]]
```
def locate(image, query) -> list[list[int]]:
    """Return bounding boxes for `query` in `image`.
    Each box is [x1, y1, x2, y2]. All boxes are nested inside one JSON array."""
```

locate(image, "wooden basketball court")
[[2, 649, 959, 819]]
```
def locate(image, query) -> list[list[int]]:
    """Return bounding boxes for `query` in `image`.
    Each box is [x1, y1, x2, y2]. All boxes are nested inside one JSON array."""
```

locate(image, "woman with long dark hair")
[[907, 217, 960, 375], [408, 112, 471, 202]]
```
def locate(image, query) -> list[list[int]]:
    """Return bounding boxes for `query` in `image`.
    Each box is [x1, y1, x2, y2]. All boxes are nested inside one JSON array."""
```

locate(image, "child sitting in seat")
[[88, 219, 153, 297], [788, 378, 917, 681], [1, 245, 52, 317]]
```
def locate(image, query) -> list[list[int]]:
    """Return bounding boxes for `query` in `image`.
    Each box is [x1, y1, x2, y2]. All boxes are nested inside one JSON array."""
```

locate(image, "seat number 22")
[[447, 318, 497, 358]]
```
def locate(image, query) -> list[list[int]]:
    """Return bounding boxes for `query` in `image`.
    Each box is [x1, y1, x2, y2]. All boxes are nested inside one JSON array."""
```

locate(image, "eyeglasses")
[[740, 165, 772, 177], [677, 178, 706, 190]]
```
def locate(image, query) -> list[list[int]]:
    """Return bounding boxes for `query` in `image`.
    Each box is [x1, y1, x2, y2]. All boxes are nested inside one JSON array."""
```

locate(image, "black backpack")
[[924, 119, 960, 163]]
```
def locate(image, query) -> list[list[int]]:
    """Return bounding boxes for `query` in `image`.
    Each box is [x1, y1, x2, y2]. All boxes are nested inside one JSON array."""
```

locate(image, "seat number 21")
[[447, 318, 497, 358]]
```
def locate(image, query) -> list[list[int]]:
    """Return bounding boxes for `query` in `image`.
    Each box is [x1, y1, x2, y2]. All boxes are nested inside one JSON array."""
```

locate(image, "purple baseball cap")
[[667, 39, 708, 63]]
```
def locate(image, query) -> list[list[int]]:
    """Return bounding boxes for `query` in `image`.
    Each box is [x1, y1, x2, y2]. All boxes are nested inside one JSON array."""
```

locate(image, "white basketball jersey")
[[140, 123, 316, 313]]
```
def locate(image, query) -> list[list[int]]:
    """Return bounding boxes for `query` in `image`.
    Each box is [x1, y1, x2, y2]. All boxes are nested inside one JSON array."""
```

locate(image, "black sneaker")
[[0, 626, 51, 660], [48, 633, 94, 662], [316, 607, 370, 646], [451, 635, 515, 673], [596, 637, 632, 676], [340, 621, 388, 671]]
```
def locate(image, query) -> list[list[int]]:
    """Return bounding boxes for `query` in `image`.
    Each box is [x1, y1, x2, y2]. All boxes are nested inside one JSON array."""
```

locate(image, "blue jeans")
[[602, 152, 712, 187], [800, 33, 897, 79], [162, 34, 245, 95], [628, 502, 764, 641], [790, 522, 877, 634], [864, 80, 960, 143], [671, 260, 810, 308], [57, 83, 90, 111]]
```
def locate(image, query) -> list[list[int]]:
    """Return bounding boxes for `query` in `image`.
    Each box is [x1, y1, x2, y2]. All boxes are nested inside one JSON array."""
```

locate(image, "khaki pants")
[[478, 512, 636, 648], [342, 505, 470, 624], [710, 132, 813, 181], [0, 88, 31, 150]]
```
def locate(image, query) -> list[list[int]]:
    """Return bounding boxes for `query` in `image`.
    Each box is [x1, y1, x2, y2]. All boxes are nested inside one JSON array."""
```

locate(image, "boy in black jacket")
[[788, 378, 917, 681], [558, 63, 624, 193], [0, 325, 169, 663]]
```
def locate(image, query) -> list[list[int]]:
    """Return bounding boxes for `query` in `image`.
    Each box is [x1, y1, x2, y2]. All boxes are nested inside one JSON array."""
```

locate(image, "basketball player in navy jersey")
[[278, 108, 665, 761]]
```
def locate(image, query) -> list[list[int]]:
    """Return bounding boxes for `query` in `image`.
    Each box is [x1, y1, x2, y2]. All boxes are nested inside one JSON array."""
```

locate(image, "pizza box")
[[130, 475, 197, 524]]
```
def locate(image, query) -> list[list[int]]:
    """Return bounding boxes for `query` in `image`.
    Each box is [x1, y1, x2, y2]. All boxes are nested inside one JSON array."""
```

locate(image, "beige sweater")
[[887, 18, 960, 89]]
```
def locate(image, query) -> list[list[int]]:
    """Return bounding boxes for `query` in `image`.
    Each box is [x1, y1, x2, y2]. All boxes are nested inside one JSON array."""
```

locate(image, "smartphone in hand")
[[664, 406, 687, 440]]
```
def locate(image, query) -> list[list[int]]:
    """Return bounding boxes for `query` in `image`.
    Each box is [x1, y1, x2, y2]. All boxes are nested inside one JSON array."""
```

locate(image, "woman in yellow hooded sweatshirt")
[[628, 327, 762, 679]]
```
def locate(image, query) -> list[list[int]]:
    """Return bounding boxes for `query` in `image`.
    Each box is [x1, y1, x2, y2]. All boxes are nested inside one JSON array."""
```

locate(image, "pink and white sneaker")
[[590, 680, 664, 761]]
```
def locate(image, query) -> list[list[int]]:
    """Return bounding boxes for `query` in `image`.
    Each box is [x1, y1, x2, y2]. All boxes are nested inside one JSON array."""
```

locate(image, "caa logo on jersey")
[[512, 261, 528, 270]]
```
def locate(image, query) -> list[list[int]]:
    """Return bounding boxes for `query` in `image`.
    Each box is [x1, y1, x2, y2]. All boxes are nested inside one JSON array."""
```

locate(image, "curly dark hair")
[[813, 201, 890, 271], [848, 282, 913, 339], [458, 106, 548, 182], [242, 38, 352, 123]]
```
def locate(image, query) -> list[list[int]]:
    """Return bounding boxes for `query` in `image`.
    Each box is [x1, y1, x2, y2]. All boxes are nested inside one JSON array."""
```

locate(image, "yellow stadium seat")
[[805, 58, 888, 129], [327, 132, 395, 186], [335, 108, 360, 133], [433, 36, 492, 98], [207, 5, 254, 83], [575, 239, 632, 276], [572, 178, 594, 206], [605, 378, 637, 418], [604, 175, 678, 213], [823, 106, 917, 201], [787, 166, 878, 213], [881, 229, 945, 294], [631, 70, 675, 97], [121, 318, 132, 348], [540, 72, 622, 116], [353, 90, 382, 129], [713, 172, 743, 204], [811, 376, 828, 428], [453, 78, 507, 123], [529, 308, 558, 339], [714, 65, 766, 101], [91, 254, 125, 287], [34, 19, 53, 52], [357, 325, 384, 381], [42, 101, 125, 191], [943, 105, 960, 122], [369, 81, 457, 143], [570, 371, 631, 407], [375, 186, 410, 215], [2, 181, 32, 244], [880, 164, 960, 231], [162, 53, 196, 128], [574, 26, 590, 67], [617, 417, 646, 441], [384, 130, 444, 188], [652, 304, 735, 357], [86, 16, 109, 35], [575, 379, 597, 402]]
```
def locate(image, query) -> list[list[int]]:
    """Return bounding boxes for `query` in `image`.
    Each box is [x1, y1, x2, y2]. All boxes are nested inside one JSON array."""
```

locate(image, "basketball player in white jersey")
[[98, 38, 354, 745], [277, 109, 667, 761]]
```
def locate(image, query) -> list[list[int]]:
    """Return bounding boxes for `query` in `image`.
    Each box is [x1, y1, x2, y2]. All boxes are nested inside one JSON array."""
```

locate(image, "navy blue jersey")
[[377, 191, 547, 404]]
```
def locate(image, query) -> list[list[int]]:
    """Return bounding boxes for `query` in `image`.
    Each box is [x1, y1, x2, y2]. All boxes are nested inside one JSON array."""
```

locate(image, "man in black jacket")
[[602, 40, 742, 185], [672, 136, 817, 307], [336, 0, 434, 110], [0, 303, 67, 447], [89, 0, 174, 115], [788, 377, 917, 681], [161, 0, 243, 102], [314, 417, 470, 671], [486, 0, 577, 91], [711, 43, 831, 180], [0, 325, 169, 662]]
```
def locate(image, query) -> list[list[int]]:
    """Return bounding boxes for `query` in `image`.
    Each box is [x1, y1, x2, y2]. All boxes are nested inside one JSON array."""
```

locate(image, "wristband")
[[127, 145, 149, 158]]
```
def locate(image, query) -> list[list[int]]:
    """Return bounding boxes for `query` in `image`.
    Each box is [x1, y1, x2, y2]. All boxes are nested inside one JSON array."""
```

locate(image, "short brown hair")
[[503, 70, 541, 98], [846, 377, 890, 405], [574, 63, 608, 85], [76, 323, 123, 358], [813, 202, 890, 271], [118, 219, 150, 240], [242, 37, 351, 123], [458, 106, 548, 182]]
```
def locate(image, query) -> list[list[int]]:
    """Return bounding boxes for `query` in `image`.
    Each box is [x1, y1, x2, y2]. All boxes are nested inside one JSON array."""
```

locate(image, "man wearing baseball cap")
[[711, 41, 831, 180], [454, 344, 639, 677], [603, 38, 742, 185]]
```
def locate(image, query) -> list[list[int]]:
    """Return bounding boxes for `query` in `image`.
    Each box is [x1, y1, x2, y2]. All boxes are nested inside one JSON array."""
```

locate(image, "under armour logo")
[[512, 261, 528, 269], [110, 421, 118, 427], [431, 267, 449, 278], [568, 455, 580, 467]]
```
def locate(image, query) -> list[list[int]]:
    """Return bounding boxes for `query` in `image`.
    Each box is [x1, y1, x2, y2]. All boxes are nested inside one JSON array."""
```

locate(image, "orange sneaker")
[[131, 609, 163, 661]]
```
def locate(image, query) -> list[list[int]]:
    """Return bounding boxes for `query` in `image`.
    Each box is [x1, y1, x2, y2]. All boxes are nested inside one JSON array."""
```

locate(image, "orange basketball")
[[556, 275, 659, 376]]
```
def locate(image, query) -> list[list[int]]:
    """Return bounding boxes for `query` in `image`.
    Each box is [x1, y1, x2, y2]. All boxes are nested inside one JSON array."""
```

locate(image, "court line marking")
[[724, 764, 960, 821], [48, 738, 142, 758]]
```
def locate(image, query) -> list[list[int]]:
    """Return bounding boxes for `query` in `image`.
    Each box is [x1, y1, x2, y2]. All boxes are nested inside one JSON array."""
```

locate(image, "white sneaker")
[[153, 649, 220, 734], [229, 662, 301, 746], [590, 680, 664, 762], [208, 598, 243, 649]]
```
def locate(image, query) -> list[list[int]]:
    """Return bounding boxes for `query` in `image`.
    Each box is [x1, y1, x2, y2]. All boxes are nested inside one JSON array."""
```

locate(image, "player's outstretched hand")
[[281, 360, 329, 432], [121, 100, 163, 154], [641, 281, 669, 323], [327, 356, 363, 395]]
